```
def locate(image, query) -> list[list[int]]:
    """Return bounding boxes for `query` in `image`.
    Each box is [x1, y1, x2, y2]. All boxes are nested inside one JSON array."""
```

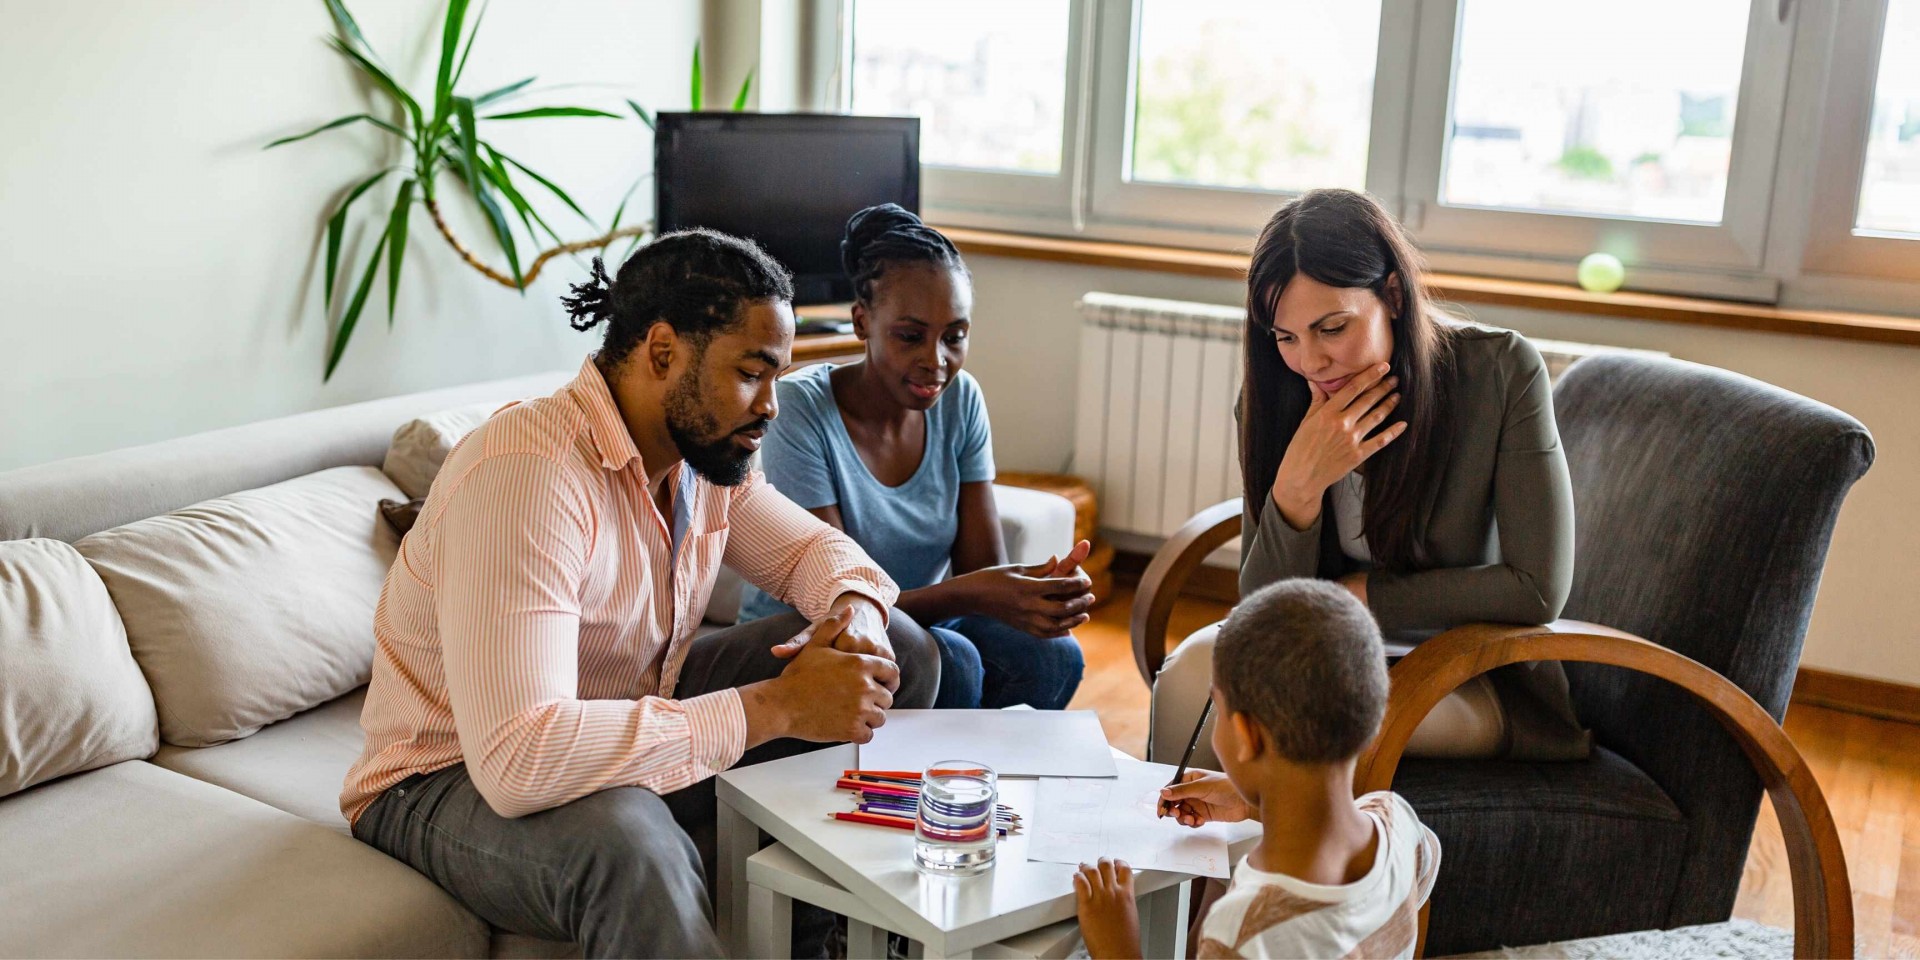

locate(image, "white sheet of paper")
[[857, 710, 1118, 778], [1026, 759, 1237, 879]]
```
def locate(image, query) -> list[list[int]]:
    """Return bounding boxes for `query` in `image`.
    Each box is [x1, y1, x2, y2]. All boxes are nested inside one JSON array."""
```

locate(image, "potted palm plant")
[[269, 0, 750, 380]]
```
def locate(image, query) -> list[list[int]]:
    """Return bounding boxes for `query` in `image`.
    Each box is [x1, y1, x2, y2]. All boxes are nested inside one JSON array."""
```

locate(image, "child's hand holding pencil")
[[1156, 770, 1255, 827]]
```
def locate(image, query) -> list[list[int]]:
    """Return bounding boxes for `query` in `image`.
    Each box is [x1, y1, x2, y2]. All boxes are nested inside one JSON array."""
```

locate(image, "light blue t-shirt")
[[738, 363, 995, 621]]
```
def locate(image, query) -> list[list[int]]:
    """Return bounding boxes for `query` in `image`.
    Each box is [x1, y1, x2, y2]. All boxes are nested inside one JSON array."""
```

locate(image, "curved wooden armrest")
[[1130, 497, 1243, 685], [1357, 620, 1852, 959]]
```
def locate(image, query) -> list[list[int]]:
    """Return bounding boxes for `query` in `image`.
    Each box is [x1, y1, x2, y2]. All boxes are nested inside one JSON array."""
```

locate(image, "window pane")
[[848, 0, 1069, 175], [1130, 0, 1380, 193], [1442, 0, 1749, 223], [1857, 0, 1920, 236]]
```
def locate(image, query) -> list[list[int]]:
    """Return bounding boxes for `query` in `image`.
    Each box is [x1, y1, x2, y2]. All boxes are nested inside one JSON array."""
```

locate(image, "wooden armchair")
[[1130, 514, 1853, 957], [1131, 345, 1884, 956]]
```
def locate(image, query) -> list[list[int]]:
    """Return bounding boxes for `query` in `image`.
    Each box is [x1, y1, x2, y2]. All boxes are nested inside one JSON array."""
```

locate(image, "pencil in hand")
[[1157, 697, 1212, 819]]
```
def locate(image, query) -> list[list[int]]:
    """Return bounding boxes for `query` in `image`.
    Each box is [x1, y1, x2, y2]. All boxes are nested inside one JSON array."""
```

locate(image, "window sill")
[[941, 227, 1920, 348]]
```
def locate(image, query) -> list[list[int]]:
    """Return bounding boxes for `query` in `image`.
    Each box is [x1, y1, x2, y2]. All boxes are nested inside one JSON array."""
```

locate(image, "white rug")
[[1449, 919, 1797, 959]]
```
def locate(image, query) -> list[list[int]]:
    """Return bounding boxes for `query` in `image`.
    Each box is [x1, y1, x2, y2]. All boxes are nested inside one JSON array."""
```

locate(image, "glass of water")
[[913, 761, 998, 876]]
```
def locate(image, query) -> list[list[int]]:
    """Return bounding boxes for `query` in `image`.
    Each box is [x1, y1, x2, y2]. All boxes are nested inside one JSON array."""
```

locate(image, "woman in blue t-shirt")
[[738, 204, 1091, 709]]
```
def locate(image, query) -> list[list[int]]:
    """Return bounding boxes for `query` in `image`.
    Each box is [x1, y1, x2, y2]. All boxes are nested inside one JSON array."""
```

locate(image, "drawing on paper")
[[1026, 764, 1237, 880]]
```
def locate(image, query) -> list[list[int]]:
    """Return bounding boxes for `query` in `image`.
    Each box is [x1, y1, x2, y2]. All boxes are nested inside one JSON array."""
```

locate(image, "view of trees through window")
[[1858, 0, 1920, 236], [1129, 0, 1380, 194], [1442, 0, 1750, 223], [848, 0, 1070, 175], [844, 0, 1914, 287]]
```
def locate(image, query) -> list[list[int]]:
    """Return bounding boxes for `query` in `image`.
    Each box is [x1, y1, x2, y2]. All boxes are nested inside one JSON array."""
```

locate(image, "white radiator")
[[1072, 293, 1246, 549]]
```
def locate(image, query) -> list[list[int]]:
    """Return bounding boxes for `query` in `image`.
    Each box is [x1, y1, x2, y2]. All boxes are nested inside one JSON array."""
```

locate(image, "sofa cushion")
[[150, 693, 585, 958], [0, 539, 159, 797], [0, 760, 486, 958], [992, 483, 1076, 566], [153, 687, 367, 834], [383, 400, 504, 499], [77, 466, 404, 747]]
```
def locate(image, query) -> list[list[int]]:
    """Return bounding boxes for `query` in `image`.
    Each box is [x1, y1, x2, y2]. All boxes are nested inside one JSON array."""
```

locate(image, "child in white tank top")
[[1073, 579, 1440, 959]]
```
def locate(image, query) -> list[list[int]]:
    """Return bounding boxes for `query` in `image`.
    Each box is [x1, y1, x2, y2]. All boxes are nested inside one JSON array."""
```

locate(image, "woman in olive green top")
[[1150, 188, 1589, 766]]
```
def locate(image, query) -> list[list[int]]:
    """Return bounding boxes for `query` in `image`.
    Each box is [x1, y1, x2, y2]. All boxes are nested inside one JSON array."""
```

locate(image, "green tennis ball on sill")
[[1577, 253, 1626, 293]]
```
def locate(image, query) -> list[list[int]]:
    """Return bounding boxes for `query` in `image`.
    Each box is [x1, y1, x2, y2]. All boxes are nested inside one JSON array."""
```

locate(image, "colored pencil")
[[854, 798, 1020, 820], [835, 780, 1017, 812], [838, 784, 1019, 817], [831, 810, 1012, 836], [843, 769, 988, 779], [856, 801, 1018, 824]]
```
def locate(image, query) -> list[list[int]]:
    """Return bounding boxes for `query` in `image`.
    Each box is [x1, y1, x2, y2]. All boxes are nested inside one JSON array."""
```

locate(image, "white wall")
[[0, 0, 699, 471], [959, 254, 1920, 688]]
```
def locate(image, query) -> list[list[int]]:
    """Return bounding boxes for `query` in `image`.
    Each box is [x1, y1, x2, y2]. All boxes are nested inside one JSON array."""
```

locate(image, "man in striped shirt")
[[343, 231, 939, 957]]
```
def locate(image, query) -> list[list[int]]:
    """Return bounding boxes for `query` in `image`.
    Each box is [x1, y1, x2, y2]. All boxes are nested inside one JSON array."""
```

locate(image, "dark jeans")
[[928, 615, 1085, 710], [352, 609, 939, 958]]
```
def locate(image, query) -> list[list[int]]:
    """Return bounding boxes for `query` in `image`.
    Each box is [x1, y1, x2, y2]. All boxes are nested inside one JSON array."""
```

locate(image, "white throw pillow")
[[382, 400, 510, 499], [77, 467, 404, 747], [0, 539, 159, 796]]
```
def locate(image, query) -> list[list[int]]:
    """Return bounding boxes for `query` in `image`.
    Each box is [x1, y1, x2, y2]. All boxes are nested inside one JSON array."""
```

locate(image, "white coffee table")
[[716, 743, 1260, 959]]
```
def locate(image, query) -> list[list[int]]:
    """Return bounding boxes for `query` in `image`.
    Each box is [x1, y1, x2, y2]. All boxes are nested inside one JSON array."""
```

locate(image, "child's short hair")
[[1212, 578, 1389, 764]]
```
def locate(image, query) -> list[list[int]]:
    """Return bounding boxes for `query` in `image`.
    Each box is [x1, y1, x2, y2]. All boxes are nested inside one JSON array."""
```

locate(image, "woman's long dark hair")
[[1240, 189, 1456, 573]]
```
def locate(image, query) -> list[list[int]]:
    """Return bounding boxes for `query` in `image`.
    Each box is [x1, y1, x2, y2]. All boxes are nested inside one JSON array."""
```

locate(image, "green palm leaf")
[[490, 148, 595, 226], [452, 99, 485, 201], [384, 178, 415, 325], [321, 0, 373, 57], [690, 41, 703, 110], [265, 113, 405, 149], [481, 106, 620, 121], [432, 0, 472, 127], [327, 36, 421, 131], [731, 68, 754, 111], [474, 75, 535, 108], [455, 97, 522, 287], [451, 0, 491, 90], [474, 187, 522, 289], [608, 170, 650, 233], [326, 230, 391, 382], [480, 147, 561, 246], [626, 98, 655, 131], [324, 168, 392, 311]]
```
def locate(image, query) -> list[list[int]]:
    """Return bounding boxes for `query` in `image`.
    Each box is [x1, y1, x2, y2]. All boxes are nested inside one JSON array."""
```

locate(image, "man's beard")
[[664, 367, 764, 487]]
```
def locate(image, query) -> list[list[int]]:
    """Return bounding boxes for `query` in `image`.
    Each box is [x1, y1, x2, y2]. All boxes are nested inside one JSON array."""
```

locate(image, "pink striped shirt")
[[341, 357, 898, 824]]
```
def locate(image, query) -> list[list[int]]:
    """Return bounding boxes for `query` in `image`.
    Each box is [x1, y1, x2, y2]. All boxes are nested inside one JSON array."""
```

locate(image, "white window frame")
[[1398, 0, 1797, 283], [839, 0, 1091, 230], [1800, 0, 1920, 282], [1082, 0, 1420, 238], [813, 0, 1919, 312]]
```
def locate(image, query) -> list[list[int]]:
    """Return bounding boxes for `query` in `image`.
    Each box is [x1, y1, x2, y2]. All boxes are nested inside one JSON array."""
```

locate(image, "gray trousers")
[[352, 610, 939, 958]]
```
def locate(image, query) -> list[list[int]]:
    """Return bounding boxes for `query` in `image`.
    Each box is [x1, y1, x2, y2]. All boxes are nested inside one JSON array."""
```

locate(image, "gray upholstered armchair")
[[1133, 355, 1873, 956]]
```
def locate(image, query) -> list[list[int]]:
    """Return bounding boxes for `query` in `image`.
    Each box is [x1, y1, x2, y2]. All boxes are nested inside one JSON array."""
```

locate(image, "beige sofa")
[[0, 369, 1075, 959]]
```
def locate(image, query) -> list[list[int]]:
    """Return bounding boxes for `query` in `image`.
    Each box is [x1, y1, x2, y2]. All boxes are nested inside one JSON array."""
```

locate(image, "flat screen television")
[[654, 113, 921, 305]]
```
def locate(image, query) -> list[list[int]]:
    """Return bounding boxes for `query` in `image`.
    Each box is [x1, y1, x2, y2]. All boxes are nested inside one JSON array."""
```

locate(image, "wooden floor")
[[1065, 583, 1920, 956]]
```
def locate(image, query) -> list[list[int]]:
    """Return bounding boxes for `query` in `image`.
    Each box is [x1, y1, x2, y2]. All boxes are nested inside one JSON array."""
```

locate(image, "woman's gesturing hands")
[[1271, 361, 1406, 530], [956, 539, 1096, 638]]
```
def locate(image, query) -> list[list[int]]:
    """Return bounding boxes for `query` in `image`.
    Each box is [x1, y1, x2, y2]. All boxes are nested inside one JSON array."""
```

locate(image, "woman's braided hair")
[[839, 203, 969, 305], [562, 228, 794, 368]]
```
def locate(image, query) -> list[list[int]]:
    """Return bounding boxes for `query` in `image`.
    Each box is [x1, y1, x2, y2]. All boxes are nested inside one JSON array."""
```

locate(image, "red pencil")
[[843, 769, 988, 779], [832, 810, 915, 831], [835, 778, 919, 797], [830, 810, 1013, 836]]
